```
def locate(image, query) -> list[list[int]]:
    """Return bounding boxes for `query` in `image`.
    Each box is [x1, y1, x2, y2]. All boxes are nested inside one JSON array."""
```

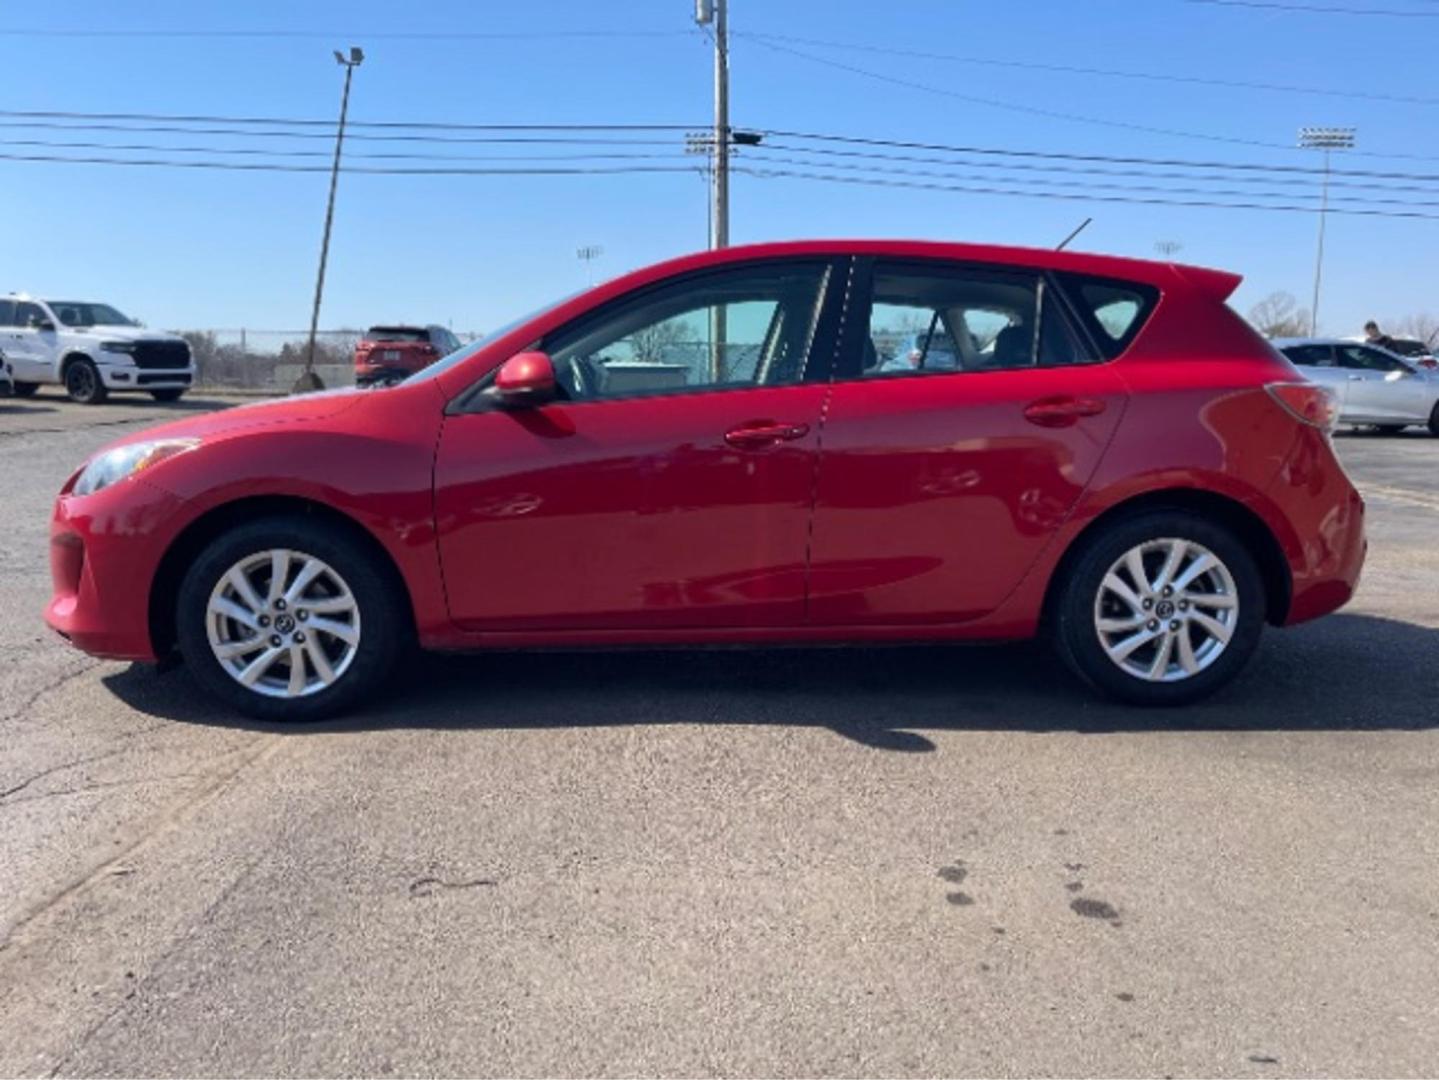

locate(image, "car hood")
[[67, 324, 187, 343], [103, 387, 369, 450]]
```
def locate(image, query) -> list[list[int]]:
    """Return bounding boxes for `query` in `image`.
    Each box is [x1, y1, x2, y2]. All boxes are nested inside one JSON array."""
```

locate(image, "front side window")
[[544, 261, 830, 401], [14, 302, 47, 329], [861, 263, 1080, 377], [1338, 345, 1409, 373], [45, 302, 133, 327], [0, 301, 14, 327]]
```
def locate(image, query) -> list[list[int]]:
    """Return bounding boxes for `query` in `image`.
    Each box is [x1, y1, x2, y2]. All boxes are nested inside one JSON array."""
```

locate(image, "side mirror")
[[492, 350, 557, 407]]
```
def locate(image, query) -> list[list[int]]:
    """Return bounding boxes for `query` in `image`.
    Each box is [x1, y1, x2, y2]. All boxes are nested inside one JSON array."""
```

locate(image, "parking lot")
[[1, 389, 1436, 1077]]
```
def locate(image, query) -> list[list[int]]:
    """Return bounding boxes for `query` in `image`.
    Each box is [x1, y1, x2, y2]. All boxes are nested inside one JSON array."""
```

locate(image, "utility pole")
[[295, 46, 364, 394], [1299, 126, 1355, 338], [695, 0, 728, 250]]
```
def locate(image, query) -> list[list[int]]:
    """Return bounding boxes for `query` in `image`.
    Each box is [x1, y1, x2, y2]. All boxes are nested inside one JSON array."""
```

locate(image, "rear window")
[[1056, 274, 1159, 358], [366, 327, 430, 343]]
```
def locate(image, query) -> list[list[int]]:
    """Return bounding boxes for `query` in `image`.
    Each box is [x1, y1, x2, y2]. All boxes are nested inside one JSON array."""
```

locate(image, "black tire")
[[175, 515, 408, 721], [11, 381, 39, 398], [1373, 425, 1406, 436], [63, 357, 107, 404], [1051, 510, 1266, 706], [150, 388, 186, 403], [1429, 401, 1439, 437]]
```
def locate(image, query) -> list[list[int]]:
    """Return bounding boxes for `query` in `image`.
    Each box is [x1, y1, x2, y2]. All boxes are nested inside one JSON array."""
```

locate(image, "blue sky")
[[2, 0, 1435, 337]]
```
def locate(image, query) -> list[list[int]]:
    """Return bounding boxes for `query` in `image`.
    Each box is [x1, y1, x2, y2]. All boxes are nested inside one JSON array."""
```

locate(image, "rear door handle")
[[1022, 396, 1107, 428], [724, 421, 810, 449]]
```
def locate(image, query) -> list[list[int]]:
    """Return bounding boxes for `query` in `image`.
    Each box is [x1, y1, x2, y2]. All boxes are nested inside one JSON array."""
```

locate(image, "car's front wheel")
[[1052, 511, 1265, 706], [175, 516, 408, 720], [64, 358, 107, 404]]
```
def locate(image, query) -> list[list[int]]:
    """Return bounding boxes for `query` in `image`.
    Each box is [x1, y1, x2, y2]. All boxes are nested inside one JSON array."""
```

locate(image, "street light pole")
[[296, 46, 364, 394], [1298, 126, 1355, 338]]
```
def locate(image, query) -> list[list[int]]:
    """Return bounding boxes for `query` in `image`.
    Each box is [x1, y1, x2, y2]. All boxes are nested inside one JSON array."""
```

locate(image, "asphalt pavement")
[[1, 388, 1436, 1078]]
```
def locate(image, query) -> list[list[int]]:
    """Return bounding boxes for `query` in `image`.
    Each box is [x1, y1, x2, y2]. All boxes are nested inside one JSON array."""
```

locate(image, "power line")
[[738, 34, 1439, 164], [738, 31, 1439, 108], [734, 165, 1439, 220], [0, 27, 697, 40], [1185, 0, 1439, 15], [0, 109, 697, 132], [0, 138, 690, 165], [0, 152, 702, 177], [751, 144, 1439, 198]]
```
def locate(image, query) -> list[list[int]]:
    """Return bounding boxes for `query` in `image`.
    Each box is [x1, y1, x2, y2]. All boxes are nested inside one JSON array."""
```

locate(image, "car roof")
[[1272, 337, 1355, 348], [606, 239, 1242, 300]]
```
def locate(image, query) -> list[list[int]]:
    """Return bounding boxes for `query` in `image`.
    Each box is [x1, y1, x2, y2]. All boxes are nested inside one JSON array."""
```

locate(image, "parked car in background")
[[0, 295, 194, 404], [354, 324, 462, 386], [47, 241, 1365, 721], [1378, 337, 1438, 370], [1276, 337, 1439, 435]]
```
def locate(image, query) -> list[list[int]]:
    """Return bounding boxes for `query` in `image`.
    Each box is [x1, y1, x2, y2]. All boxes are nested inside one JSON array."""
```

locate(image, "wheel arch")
[[60, 350, 97, 374], [148, 494, 416, 659], [1040, 488, 1292, 628]]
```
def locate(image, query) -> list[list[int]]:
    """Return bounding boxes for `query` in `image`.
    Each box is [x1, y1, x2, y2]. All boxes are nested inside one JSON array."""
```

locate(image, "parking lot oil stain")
[[1066, 881, 1084, 892], [937, 862, 968, 884], [1064, 862, 1085, 872], [946, 891, 975, 906], [408, 876, 496, 898], [992, 926, 1006, 934], [1248, 1055, 1280, 1065], [1070, 897, 1120, 920], [1115, 992, 1135, 1002]]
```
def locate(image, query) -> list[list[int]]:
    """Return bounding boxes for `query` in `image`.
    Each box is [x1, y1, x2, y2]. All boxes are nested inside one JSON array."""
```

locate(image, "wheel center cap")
[[1155, 600, 1175, 619], [274, 613, 296, 633]]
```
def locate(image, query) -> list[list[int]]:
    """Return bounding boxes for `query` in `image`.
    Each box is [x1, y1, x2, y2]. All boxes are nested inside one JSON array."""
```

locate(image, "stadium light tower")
[[296, 46, 365, 393], [1299, 126, 1355, 337]]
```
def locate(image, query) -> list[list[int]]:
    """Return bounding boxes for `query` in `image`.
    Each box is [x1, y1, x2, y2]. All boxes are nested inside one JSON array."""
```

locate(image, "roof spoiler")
[[1171, 263, 1242, 302]]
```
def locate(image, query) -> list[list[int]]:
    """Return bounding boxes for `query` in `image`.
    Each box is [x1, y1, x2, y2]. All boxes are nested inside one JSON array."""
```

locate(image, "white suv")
[[0, 294, 195, 404]]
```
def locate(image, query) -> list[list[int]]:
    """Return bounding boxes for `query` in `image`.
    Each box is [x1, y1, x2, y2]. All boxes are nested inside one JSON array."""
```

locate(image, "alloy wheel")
[[205, 548, 361, 698], [1093, 537, 1239, 683]]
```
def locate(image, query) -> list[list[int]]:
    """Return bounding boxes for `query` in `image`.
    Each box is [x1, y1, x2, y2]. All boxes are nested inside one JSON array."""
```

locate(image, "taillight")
[[1266, 382, 1338, 431]]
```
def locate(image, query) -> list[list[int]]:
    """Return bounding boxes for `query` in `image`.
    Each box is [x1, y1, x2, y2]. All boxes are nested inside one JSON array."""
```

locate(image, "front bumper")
[[45, 476, 189, 661], [97, 358, 195, 390]]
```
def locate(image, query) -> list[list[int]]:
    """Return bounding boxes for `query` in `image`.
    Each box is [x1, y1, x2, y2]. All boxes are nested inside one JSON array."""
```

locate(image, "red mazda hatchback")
[[46, 241, 1364, 720]]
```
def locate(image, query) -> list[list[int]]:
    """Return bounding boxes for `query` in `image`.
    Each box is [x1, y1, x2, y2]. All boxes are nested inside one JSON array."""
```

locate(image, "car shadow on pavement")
[[103, 612, 1439, 752]]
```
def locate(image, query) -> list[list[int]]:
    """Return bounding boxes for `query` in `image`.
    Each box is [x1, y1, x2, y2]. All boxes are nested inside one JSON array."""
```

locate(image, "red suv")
[[46, 241, 1365, 720], [353, 324, 462, 386]]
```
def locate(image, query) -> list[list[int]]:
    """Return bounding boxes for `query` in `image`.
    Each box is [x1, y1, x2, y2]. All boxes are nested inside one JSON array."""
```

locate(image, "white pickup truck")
[[0, 294, 194, 404]]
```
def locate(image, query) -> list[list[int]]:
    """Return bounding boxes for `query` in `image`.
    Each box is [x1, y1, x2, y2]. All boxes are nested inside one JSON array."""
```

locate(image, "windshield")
[[46, 301, 135, 327], [402, 292, 580, 385]]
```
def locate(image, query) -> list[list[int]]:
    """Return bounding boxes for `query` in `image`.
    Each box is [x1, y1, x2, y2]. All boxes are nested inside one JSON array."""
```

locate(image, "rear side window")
[[1056, 274, 1159, 358]]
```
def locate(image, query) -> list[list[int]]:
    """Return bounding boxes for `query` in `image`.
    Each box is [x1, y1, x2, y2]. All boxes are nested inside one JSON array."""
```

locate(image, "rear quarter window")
[[1055, 273, 1159, 359]]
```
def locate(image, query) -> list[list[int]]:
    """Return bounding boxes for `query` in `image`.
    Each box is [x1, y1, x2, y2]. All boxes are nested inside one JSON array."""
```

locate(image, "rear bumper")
[[44, 478, 186, 661], [1260, 426, 1367, 626]]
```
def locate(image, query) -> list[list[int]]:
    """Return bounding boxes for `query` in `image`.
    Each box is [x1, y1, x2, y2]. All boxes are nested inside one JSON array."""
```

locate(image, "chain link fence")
[[180, 329, 481, 392]]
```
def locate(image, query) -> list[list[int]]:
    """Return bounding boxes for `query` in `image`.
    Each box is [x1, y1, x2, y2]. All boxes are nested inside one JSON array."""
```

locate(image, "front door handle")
[[1347, 375, 1365, 381], [724, 421, 810, 449], [1022, 396, 1107, 428]]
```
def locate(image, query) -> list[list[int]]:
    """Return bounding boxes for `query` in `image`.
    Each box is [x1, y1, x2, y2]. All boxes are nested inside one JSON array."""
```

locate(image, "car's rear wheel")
[[64, 358, 107, 404], [175, 516, 407, 720], [150, 388, 186, 403], [11, 381, 39, 398], [1052, 511, 1265, 706], [1428, 401, 1439, 437]]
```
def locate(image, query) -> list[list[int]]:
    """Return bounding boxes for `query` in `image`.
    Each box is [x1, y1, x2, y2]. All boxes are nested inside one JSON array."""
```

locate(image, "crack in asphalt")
[[0, 416, 152, 442], [0, 661, 105, 728], [0, 722, 173, 802], [408, 876, 498, 898]]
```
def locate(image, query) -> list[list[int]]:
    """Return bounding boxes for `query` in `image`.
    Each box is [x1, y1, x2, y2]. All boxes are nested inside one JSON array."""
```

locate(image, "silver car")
[[1275, 337, 1439, 436]]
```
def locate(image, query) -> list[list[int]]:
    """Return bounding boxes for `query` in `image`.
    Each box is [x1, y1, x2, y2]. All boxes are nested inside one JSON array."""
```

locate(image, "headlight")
[[100, 341, 137, 354], [73, 438, 200, 497]]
